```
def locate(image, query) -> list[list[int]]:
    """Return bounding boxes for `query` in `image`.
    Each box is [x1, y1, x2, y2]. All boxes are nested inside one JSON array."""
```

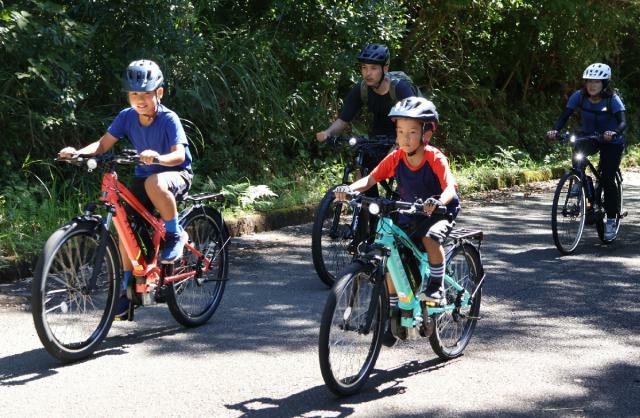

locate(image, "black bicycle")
[[551, 133, 626, 254], [312, 135, 396, 287]]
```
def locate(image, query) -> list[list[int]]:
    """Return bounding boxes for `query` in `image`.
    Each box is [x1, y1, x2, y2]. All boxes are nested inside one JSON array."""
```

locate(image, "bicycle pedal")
[[621, 211, 628, 218]]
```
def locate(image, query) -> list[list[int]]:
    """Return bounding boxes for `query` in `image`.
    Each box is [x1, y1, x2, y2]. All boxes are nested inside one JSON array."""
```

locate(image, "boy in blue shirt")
[[59, 60, 193, 319]]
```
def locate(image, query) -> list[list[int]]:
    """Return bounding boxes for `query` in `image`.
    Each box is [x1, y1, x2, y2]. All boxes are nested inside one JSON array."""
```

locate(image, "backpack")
[[360, 71, 423, 105]]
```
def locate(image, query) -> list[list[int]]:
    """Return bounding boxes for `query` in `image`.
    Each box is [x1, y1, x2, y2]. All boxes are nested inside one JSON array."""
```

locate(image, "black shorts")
[[400, 215, 456, 245], [127, 170, 192, 214]]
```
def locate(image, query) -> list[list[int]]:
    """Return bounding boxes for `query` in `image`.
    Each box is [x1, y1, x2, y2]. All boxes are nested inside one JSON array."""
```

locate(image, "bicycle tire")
[[165, 206, 229, 327], [429, 242, 482, 360], [32, 219, 120, 362], [311, 189, 357, 287], [596, 172, 623, 243], [318, 262, 385, 396], [551, 172, 586, 255]]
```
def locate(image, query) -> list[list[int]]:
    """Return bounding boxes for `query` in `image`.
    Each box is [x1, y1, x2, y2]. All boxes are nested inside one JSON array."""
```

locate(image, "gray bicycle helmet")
[[123, 59, 164, 92], [357, 44, 390, 66], [388, 97, 439, 123]]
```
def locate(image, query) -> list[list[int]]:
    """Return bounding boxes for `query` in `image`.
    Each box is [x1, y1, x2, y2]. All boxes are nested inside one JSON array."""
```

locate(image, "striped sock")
[[427, 263, 445, 290], [389, 295, 398, 310]]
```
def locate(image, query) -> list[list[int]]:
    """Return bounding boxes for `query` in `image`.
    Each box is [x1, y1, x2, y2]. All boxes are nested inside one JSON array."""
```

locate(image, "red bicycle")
[[32, 150, 230, 362]]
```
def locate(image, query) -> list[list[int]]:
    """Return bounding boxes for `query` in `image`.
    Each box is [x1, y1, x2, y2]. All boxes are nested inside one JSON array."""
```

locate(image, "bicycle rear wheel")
[[312, 189, 357, 287], [32, 219, 120, 362], [551, 172, 586, 255], [318, 262, 385, 396], [596, 172, 623, 243], [429, 243, 482, 360], [165, 206, 229, 327]]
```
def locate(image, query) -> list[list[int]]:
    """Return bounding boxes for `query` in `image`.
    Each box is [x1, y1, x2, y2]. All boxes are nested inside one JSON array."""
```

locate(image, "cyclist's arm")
[[61, 133, 117, 157], [553, 107, 574, 131], [349, 174, 377, 194], [439, 184, 457, 206], [140, 144, 185, 166], [316, 119, 349, 142], [614, 111, 627, 134]]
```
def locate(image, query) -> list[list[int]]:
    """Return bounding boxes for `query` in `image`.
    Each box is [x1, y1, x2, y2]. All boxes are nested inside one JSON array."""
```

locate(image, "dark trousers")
[[579, 141, 624, 218]]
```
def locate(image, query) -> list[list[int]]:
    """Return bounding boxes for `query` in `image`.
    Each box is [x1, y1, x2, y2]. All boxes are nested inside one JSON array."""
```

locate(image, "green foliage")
[[2, 1, 640, 270]]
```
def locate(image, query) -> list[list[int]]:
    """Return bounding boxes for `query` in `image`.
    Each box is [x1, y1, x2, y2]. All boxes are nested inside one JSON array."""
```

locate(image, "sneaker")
[[113, 293, 131, 321], [161, 229, 189, 264], [604, 218, 617, 241], [419, 282, 445, 306]]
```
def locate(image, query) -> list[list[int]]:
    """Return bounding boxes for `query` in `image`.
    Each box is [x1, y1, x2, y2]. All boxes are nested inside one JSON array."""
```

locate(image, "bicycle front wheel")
[[596, 172, 623, 243], [312, 189, 357, 287], [166, 206, 229, 327], [32, 220, 120, 362], [430, 243, 482, 360], [318, 262, 385, 396], [551, 172, 586, 255]]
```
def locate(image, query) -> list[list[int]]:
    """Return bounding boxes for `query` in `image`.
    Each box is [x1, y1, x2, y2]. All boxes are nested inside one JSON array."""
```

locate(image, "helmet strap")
[[374, 66, 386, 89]]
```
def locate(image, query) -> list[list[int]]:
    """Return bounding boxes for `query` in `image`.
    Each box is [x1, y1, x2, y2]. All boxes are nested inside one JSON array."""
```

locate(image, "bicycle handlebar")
[[557, 132, 614, 145], [325, 135, 396, 149], [55, 150, 159, 168], [341, 193, 447, 217]]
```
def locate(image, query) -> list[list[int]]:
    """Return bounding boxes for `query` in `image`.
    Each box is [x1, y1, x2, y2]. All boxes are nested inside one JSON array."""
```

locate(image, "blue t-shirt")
[[566, 90, 625, 144], [108, 104, 193, 177]]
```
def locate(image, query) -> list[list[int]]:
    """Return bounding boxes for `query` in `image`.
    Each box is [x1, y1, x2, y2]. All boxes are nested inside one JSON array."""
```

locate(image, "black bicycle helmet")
[[357, 44, 390, 66], [388, 97, 439, 123], [123, 60, 164, 92]]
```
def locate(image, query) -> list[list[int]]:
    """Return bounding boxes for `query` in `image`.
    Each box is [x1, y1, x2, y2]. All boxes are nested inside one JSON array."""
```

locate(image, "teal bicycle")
[[318, 194, 485, 396]]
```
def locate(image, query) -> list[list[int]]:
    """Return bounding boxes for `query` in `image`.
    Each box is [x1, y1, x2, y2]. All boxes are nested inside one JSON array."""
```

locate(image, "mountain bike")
[[551, 133, 626, 254], [318, 194, 485, 396], [312, 135, 397, 287], [32, 151, 230, 362]]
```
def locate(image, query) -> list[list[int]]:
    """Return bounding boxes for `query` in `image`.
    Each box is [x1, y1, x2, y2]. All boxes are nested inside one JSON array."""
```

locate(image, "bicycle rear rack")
[[448, 228, 483, 242]]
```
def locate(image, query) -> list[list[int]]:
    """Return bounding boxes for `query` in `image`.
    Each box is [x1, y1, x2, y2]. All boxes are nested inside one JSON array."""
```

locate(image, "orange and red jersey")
[[371, 145, 460, 216]]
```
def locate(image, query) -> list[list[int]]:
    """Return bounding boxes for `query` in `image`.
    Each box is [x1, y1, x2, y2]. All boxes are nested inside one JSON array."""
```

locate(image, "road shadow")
[[0, 324, 183, 386], [224, 357, 448, 418]]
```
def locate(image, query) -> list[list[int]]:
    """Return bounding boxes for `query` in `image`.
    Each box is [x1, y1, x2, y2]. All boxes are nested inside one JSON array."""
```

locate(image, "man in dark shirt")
[[316, 43, 414, 198], [316, 43, 414, 144]]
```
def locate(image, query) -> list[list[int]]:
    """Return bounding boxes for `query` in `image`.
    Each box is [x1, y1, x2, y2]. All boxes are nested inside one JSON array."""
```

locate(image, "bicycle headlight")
[[348, 137, 358, 147], [570, 135, 576, 143], [368, 202, 380, 215], [87, 158, 98, 171], [574, 152, 583, 161]]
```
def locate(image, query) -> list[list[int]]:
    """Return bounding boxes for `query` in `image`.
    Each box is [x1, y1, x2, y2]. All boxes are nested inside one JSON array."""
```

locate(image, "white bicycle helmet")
[[388, 97, 439, 123], [583, 63, 611, 80]]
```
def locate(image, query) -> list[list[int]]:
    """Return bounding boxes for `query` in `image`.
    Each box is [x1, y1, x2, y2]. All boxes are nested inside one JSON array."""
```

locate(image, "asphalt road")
[[1, 172, 639, 417]]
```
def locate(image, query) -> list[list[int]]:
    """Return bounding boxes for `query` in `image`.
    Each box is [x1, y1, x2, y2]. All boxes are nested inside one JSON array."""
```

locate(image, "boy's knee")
[[422, 236, 441, 252], [144, 174, 167, 192]]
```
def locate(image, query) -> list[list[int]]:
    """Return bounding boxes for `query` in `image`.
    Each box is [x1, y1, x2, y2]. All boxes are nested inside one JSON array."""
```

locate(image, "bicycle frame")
[[98, 168, 212, 296], [371, 215, 471, 328]]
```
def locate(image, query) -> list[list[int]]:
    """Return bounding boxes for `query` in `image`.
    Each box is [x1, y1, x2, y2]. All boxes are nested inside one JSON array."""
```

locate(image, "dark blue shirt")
[[108, 104, 193, 177], [566, 90, 625, 144]]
